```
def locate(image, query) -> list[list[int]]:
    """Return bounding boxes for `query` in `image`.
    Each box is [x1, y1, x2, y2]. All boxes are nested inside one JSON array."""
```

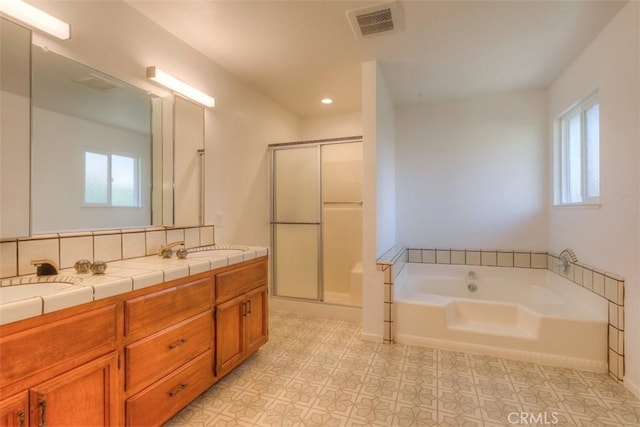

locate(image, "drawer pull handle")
[[38, 400, 47, 427], [246, 300, 252, 314], [18, 411, 25, 427], [168, 338, 187, 349], [169, 383, 188, 397]]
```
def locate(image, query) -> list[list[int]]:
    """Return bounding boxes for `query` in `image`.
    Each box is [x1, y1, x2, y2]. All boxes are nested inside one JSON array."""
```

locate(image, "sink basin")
[[0, 282, 78, 304], [186, 249, 245, 258]]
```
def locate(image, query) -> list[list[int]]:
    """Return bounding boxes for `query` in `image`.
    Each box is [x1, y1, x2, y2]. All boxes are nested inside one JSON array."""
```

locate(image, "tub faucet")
[[557, 248, 578, 274], [158, 241, 184, 258], [30, 258, 58, 276]]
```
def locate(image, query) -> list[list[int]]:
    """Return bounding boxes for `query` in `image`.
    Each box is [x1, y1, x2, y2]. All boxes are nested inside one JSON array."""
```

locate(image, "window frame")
[[83, 149, 141, 208], [554, 92, 601, 208]]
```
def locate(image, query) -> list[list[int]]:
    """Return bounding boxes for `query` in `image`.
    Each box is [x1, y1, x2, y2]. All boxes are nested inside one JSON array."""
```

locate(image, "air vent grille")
[[72, 74, 120, 91], [346, 1, 402, 40], [356, 9, 393, 36]]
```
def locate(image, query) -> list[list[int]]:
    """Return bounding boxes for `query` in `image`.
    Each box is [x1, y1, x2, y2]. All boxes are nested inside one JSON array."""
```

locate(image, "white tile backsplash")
[[531, 252, 547, 269], [18, 238, 59, 276], [2, 226, 219, 280], [122, 232, 146, 259], [436, 249, 451, 264], [481, 251, 497, 266], [200, 226, 215, 246], [94, 233, 122, 262], [421, 249, 436, 263], [145, 230, 166, 256], [497, 251, 514, 267], [60, 236, 93, 269], [0, 241, 17, 278], [450, 250, 465, 265], [166, 228, 185, 245], [465, 251, 481, 266], [184, 227, 201, 248]]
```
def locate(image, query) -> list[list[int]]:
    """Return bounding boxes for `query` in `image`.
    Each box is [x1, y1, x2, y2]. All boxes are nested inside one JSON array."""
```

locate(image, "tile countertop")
[[0, 246, 268, 326]]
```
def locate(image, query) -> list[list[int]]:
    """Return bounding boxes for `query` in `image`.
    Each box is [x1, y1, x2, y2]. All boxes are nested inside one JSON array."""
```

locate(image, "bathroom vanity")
[[0, 255, 268, 426]]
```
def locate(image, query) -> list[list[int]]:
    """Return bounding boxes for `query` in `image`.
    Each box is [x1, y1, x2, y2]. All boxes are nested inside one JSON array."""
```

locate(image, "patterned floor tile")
[[163, 310, 639, 427]]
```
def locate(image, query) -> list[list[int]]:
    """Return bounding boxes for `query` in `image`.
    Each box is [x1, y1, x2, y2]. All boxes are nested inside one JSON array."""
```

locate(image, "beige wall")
[[548, 2, 640, 393]]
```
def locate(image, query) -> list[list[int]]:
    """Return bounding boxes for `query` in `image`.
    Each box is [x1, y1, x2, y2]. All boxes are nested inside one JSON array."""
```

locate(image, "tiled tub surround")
[[0, 226, 269, 325], [377, 247, 625, 382]]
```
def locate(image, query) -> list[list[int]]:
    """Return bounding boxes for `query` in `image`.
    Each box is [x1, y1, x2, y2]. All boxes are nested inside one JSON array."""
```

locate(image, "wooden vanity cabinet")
[[124, 274, 215, 426], [0, 256, 269, 427], [0, 303, 121, 427], [215, 258, 268, 377]]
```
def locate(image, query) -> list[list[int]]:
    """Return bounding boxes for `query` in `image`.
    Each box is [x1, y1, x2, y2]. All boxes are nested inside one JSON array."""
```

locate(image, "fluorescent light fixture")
[[321, 98, 333, 105], [0, 0, 70, 40], [146, 66, 215, 108]]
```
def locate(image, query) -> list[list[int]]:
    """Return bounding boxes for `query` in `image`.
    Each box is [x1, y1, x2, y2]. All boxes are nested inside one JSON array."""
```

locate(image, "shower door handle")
[[323, 200, 363, 205], [270, 221, 321, 225]]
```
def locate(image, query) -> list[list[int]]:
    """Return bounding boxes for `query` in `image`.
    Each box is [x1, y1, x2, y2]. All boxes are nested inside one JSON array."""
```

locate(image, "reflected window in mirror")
[[84, 151, 140, 207]]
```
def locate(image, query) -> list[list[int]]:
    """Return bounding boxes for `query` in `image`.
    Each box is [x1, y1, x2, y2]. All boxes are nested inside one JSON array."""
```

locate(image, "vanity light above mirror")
[[0, 0, 70, 40], [146, 66, 215, 108]]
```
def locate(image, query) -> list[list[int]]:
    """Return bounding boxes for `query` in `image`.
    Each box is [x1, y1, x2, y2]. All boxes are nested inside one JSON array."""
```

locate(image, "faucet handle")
[[30, 258, 58, 276], [158, 240, 185, 258]]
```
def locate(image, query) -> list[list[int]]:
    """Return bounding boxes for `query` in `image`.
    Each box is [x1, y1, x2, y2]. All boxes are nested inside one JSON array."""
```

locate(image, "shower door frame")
[[268, 136, 363, 303]]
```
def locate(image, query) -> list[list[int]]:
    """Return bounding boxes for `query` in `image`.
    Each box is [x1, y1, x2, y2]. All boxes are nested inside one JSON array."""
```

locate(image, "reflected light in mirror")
[[0, 0, 70, 40], [146, 66, 215, 108]]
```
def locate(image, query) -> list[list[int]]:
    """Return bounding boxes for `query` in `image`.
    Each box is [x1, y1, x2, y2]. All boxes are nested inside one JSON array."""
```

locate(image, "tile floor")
[[165, 311, 640, 426]]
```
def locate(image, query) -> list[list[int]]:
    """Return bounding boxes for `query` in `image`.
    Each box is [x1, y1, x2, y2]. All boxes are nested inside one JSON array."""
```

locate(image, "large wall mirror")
[[31, 46, 156, 233]]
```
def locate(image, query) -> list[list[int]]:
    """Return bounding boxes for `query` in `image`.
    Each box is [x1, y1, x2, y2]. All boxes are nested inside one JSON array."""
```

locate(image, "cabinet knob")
[[18, 411, 25, 427]]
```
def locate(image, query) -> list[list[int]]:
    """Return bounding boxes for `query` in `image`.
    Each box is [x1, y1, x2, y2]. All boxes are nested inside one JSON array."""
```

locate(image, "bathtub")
[[394, 263, 608, 372]]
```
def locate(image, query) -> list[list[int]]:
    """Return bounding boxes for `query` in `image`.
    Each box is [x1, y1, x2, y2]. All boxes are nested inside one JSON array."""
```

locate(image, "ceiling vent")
[[72, 74, 121, 91], [346, 1, 403, 40]]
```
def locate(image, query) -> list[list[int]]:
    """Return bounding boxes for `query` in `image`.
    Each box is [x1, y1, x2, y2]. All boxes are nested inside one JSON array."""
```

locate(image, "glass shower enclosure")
[[270, 138, 363, 306]]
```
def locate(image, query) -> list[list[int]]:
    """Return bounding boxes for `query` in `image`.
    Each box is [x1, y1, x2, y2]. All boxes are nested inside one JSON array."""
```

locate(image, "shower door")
[[271, 146, 321, 300], [321, 142, 363, 305]]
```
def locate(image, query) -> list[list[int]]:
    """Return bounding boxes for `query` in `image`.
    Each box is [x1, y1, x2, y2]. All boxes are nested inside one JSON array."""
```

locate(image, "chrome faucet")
[[557, 248, 577, 274], [30, 258, 58, 276], [158, 241, 185, 258]]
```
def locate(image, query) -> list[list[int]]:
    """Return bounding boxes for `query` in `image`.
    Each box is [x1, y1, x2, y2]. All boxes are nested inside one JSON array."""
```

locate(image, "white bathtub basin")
[[394, 262, 608, 372], [0, 282, 78, 304]]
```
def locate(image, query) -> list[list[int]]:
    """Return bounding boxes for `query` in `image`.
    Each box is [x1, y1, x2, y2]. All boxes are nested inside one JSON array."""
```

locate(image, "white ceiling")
[[127, 0, 626, 118]]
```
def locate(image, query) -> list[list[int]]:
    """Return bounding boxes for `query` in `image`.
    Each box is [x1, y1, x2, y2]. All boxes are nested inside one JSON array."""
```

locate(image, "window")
[[555, 94, 600, 205], [84, 151, 140, 207]]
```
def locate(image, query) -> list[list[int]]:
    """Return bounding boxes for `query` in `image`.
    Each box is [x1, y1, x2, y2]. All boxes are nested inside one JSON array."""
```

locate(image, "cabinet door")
[[29, 352, 117, 427], [245, 287, 268, 355], [0, 392, 28, 427], [215, 295, 245, 377]]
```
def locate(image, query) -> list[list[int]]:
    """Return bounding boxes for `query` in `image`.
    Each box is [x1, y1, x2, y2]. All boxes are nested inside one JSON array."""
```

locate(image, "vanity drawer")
[[0, 304, 117, 388], [126, 350, 213, 427], [126, 311, 212, 393], [125, 276, 213, 338], [215, 259, 267, 303]]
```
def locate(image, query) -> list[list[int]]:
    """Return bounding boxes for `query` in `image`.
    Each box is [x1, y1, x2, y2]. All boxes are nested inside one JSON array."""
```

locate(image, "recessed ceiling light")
[[321, 98, 333, 105]]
